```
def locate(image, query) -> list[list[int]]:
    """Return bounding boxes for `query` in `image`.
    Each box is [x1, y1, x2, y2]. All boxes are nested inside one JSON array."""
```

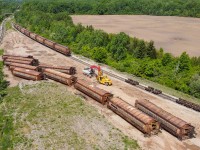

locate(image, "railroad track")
[[71, 55, 126, 81], [70, 55, 200, 112], [0, 18, 7, 44]]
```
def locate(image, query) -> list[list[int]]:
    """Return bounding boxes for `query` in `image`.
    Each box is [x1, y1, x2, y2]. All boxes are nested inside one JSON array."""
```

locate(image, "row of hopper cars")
[[2, 54, 195, 140], [13, 23, 71, 56]]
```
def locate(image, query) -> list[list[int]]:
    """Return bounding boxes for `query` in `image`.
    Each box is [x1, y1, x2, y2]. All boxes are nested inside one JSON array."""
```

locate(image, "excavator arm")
[[90, 65, 103, 76], [89, 65, 112, 86]]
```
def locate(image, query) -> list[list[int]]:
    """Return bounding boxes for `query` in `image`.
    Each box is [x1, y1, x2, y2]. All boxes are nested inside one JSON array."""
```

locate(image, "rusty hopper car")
[[36, 35, 46, 43], [20, 28, 26, 34], [9, 63, 38, 71], [2, 54, 33, 59], [24, 29, 30, 36], [29, 32, 37, 40], [135, 99, 195, 140], [39, 63, 76, 75], [3, 56, 38, 65], [44, 39, 56, 49], [4, 59, 34, 66], [74, 79, 112, 105], [14, 24, 21, 30], [4, 56, 35, 61], [43, 69, 77, 86], [12, 68, 43, 81], [14, 23, 71, 56], [145, 86, 154, 92], [108, 98, 160, 135], [176, 98, 200, 112], [54, 44, 71, 56], [125, 79, 139, 86]]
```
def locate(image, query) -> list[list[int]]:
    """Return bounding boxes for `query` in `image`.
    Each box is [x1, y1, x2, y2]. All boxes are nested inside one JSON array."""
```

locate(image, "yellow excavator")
[[83, 65, 112, 86]]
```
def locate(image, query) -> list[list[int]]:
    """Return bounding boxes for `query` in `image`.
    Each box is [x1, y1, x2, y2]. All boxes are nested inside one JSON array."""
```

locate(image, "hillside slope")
[[0, 81, 139, 149]]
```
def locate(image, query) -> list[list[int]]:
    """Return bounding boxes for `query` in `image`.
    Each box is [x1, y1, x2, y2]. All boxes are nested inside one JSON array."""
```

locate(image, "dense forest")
[[22, 0, 200, 17], [0, 0, 20, 22], [15, 1, 200, 99]]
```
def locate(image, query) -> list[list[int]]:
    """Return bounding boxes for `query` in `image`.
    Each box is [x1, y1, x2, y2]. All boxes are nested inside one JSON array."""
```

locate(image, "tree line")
[[0, 49, 7, 102], [21, 0, 200, 18], [0, 0, 20, 22], [0, 0, 20, 101], [14, 1, 200, 99]]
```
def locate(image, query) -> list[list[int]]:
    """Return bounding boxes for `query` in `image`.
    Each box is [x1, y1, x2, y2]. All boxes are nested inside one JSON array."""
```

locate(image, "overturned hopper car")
[[74, 79, 112, 105], [4, 58, 34, 66], [135, 99, 195, 140], [2, 54, 33, 60], [3, 56, 38, 65], [39, 63, 76, 75], [12, 68, 43, 81], [9, 63, 39, 71], [108, 97, 160, 136], [43, 69, 77, 86]]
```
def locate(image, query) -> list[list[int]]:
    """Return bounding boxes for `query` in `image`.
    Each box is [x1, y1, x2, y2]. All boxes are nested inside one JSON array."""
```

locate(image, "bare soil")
[[1, 29, 200, 150], [72, 15, 200, 57]]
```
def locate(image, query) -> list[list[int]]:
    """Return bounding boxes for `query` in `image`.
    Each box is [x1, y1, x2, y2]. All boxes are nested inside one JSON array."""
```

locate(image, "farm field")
[[72, 15, 200, 57], [1, 29, 200, 150]]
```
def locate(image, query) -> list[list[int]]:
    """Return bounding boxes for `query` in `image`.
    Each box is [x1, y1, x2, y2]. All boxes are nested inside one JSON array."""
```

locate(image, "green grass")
[[0, 82, 139, 149], [0, 49, 3, 56], [5, 20, 12, 30], [123, 136, 139, 150], [0, 87, 29, 150], [0, 112, 14, 149], [0, 48, 7, 103]]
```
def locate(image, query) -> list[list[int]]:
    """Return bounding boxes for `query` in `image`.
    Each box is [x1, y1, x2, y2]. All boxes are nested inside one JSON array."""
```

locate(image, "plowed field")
[[72, 15, 200, 57]]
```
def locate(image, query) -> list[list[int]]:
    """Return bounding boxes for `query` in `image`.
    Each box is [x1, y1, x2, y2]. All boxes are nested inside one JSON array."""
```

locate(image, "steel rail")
[[70, 55, 200, 112]]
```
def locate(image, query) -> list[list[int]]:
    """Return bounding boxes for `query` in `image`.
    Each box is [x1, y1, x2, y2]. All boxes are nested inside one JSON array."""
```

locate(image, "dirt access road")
[[1, 29, 200, 150], [72, 15, 200, 57]]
